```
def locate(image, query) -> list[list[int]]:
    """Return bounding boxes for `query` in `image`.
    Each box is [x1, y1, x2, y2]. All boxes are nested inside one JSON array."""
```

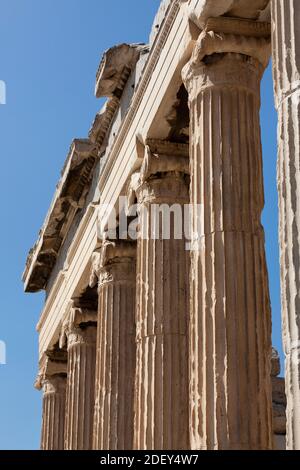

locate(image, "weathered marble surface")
[[272, 0, 300, 450]]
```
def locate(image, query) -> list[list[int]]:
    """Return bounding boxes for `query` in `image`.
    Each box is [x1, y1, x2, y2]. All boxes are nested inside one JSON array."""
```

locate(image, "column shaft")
[[183, 38, 273, 449], [41, 375, 66, 450], [272, 0, 300, 449], [134, 160, 189, 450], [64, 325, 96, 450], [93, 242, 136, 450]]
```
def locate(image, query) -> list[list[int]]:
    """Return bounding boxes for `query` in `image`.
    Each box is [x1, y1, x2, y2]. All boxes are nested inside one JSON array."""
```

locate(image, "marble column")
[[133, 140, 190, 450], [271, 348, 287, 450], [62, 308, 97, 450], [271, 0, 300, 450], [182, 18, 273, 450], [93, 241, 136, 450], [36, 356, 67, 450]]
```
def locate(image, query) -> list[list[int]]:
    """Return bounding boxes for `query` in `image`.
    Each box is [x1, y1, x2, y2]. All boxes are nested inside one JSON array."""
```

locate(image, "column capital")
[[139, 139, 189, 185], [182, 17, 271, 92], [100, 240, 136, 266], [35, 354, 67, 391], [42, 375, 66, 395], [38, 352, 67, 450], [59, 307, 97, 349], [90, 241, 136, 282], [127, 139, 190, 207], [98, 240, 136, 287]]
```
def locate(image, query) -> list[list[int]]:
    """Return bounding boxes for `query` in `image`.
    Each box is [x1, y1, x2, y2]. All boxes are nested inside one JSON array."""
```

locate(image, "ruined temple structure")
[[23, 1, 300, 450]]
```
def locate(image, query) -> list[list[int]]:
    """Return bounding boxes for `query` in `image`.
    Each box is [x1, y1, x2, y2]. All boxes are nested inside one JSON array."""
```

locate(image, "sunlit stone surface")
[[25, 0, 300, 450]]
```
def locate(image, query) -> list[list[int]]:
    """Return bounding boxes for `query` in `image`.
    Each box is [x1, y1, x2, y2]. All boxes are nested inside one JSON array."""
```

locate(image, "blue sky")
[[0, 0, 281, 450]]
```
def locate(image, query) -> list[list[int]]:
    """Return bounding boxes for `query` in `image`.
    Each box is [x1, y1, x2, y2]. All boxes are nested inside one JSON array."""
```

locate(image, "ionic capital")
[[182, 17, 271, 90], [132, 140, 190, 206], [35, 354, 67, 391], [42, 375, 66, 395], [126, 139, 189, 208], [100, 240, 136, 266], [139, 139, 189, 184], [59, 307, 97, 349], [98, 240, 136, 287]]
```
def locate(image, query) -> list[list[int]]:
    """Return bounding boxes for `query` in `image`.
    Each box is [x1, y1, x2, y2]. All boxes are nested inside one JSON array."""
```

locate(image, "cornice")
[[88, 97, 119, 149], [36, 203, 97, 334], [23, 139, 98, 293], [23, 1, 184, 295], [95, 43, 148, 99], [23, 42, 147, 293]]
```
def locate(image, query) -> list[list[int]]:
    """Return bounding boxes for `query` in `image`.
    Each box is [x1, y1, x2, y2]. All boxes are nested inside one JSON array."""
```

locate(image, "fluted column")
[[133, 140, 190, 450], [41, 377, 66, 450], [36, 356, 67, 450], [271, 0, 300, 450], [271, 348, 287, 450], [182, 18, 273, 450], [93, 241, 136, 450], [62, 308, 97, 450]]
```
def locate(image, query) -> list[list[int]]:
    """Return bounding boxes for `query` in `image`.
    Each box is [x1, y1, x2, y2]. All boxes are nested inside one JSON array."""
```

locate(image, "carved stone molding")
[[189, 0, 270, 29], [145, 138, 189, 158], [88, 97, 119, 150], [204, 16, 271, 38], [95, 43, 148, 98]]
